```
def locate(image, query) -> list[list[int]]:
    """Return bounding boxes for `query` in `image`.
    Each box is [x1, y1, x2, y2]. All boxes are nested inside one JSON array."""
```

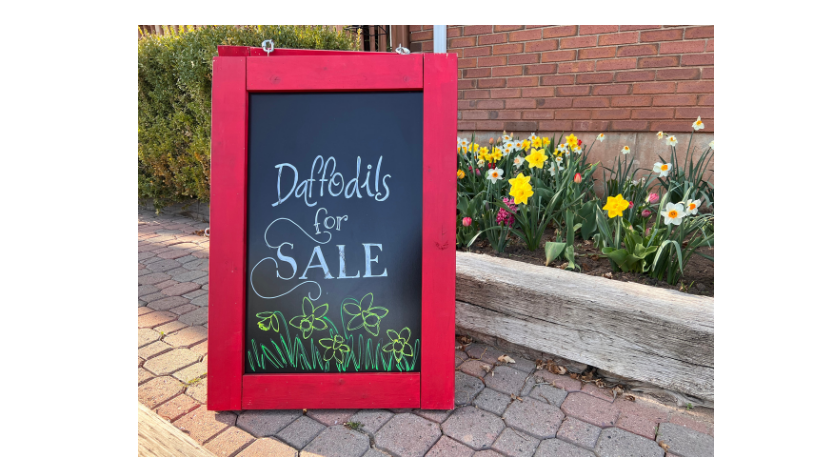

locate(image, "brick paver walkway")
[[138, 209, 714, 457]]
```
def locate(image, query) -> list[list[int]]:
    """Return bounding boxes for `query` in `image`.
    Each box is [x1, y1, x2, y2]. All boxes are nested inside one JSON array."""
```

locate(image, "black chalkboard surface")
[[245, 92, 424, 374]]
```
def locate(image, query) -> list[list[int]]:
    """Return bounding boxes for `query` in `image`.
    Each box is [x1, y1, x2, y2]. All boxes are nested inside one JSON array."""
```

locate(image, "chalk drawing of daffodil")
[[256, 311, 280, 332], [382, 327, 413, 363], [343, 293, 389, 336], [288, 297, 329, 339], [319, 334, 351, 366]]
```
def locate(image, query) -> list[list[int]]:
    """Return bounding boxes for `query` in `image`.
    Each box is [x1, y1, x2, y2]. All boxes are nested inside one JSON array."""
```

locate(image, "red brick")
[[525, 25, 550, 29], [656, 68, 701, 80], [676, 107, 714, 118], [505, 99, 536, 109], [633, 82, 675, 94], [617, 44, 658, 57], [494, 43, 524, 55], [557, 86, 591, 96], [573, 97, 610, 108], [677, 81, 714, 93], [479, 34, 508, 45], [464, 68, 490, 78], [611, 96, 652, 107], [615, 399, 671, 440], [509, 29, 542, 41], [650, 120, 693, 132], [670, 412, 715, 436], [579, 25, 618, 35], [578, 48, 616, 60], [701, 67, 714, 79], [699, 94, 714, 105], [479, 78, 507, 88], [610, 120, 649, 131], [409, 25, 422, 32], [542, 75, 575, 86], [561, 393, 619, 428], [412, 31, 432, 41], [421, 41, 434, 52], [495, 110, 522, 119], [632, 108, 675, 119], [593, 84, 631, 95], [505, 121, 539, 131], [660, 40, 706, 54], [522, 87, 555, 97], [475, 121, 505, 130], [509, 54, 540, 64], [641, 29, 684, 42], [477, 100, 505, 109], [537, 97, 573, 108], [525, 63, 557, 75], [576, 73, 614, 84], [493, 66, 523, 76], [450, 37, 476, 48], [543, 25, 578, 38], [461, 111, 489, 120], [598, 32, 638, 46], [706, 39, 714, 52], [464, 90, 490, 99], [458, 121, 476, 130], [465, 25, 492, 35], [463, 46, 492, 57], [615, 70, 656, 82], [620, 25, 661, 31], [447, 27, 462, 38], [596, 58, 637, 71], [592, 109, 630, 119], [522, 110, 556, 119], [573, 120, 610, 131], [653, 95, 697, 106], [538, 120, 573, 130], [558, 61, 595, 73], [682, 54, 714, 66], [458, 79, 476, 90], [491, 88, 522, 98], [541, 50, 576, 62], [526, 40, 558, 52], [685, 26, 714, 39], [478, 56, 507, 67], [639, 56, 680, 68], [495, 25, 523, 32], [561, 36, 597, 49], [174, 409, 237, 444], [556, 110, 592, 120], [507, 76, 539, 87], [459, 58, 477, 68]]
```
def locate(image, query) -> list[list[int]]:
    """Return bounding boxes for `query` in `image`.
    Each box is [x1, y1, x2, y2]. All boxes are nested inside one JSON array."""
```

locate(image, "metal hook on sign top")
[[261, 39, 275, 55], [395, 43, 410, 55]]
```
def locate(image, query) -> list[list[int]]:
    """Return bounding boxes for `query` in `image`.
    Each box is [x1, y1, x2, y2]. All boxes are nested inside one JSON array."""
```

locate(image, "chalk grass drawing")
[[288, 297, 329, 339], [342, 293, 389, 336], [249, 294, 419, 373]]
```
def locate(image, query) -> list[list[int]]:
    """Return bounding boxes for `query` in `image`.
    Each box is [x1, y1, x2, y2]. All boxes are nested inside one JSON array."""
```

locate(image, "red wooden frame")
[[209, 46, 457, 411]]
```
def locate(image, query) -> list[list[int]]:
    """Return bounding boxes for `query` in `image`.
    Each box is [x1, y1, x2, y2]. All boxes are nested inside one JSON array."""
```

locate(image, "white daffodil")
[[486, 168, 504, 184], [555, 156, 564, 170], [513, 156, 525, 169], [597, 133, 605, 142], [708, 140, 714, 150], [621, 146, 631, 155], [692, 116, 704, 131], [653, 162, 672, 177], [572, 146, 582, 155], [657, 131, 664, 140], [477, 159, 485, 167], [557, 144, 567, 153], [501, 133, 512, 143], [457, 137, 469, 150], [686, 199, 702, 215], [548, 162, 557, 176], [665, 135, 678, 147], [528, 133, 538, 141], [502, 144, 513, 155], [661, 202, 686, 226]]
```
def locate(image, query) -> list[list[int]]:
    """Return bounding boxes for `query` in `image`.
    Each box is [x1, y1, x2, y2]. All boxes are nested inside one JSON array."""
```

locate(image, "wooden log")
[[455, 252, 714, 402], [138, 403, 214, 457]]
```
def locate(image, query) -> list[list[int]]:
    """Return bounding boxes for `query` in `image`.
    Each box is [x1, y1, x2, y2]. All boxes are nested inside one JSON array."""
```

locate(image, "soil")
[[460, 226, 714, 297]]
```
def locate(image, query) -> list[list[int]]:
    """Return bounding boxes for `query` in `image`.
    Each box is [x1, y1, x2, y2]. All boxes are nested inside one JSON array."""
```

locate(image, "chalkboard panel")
[[246, 92, 424, 374]]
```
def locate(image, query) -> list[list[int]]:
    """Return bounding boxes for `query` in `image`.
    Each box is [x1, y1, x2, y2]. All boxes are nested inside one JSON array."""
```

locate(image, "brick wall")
[[409, 25, 713, 135]]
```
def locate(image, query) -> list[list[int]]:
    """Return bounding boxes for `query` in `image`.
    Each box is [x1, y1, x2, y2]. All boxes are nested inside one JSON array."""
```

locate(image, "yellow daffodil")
[[542, 137, 551, 147], [491, 147, 503, 162], [508, 173, 531, 188], [521, 139, 531, 151], [692, 116, 704, 131], [525, 149, 549, 169], [566, 134, 579, 149], [457, 169, 465, 179], [511, 185, 533, 205], [603, 194, 629, 219], [531, 136, 543, 148]]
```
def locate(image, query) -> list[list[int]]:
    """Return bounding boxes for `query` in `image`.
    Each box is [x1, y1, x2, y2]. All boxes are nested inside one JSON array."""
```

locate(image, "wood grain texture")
[[247, 55, 423, 91], [243, 373, 420, 409], [420, 53, 458, 410], [455, 252, 714, 401], [208, 56, 247, 410], [138, 403, 215, 457]]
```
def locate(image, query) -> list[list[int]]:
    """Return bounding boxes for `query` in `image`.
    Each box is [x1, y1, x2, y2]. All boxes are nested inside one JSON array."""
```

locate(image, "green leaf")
[[545, 242, 566, 266]]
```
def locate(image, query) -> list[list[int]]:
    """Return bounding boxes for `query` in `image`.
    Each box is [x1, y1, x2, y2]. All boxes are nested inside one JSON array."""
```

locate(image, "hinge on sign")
[[261, 39, 275, 56], [395, 43, 410, 55]]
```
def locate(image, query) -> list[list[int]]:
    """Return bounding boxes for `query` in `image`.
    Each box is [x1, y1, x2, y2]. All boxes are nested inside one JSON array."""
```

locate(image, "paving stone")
[[615, 399, 671, 440], [169, 303, 198, 315], [186, 380, 207, 404], [483, 365, 529, 396], [465, 343, 502, 364], [595, 427, 663, 457], [184, 258, 209, 271], [237, 410, 302, 436], [138, 376, 184, 408], [581, 384, 614, 402], [307, 409, 357, 426], [503, 397, 564, 439], [557, 417, 602, 449], [534, 438, 594, 457], [139, 341, 173, 359], [363, 448, 391, 457], [456, 372, 485, 405], [302, 425, 369, 457], [146, 259, 182, 273], [139, 272, 172, 286], [139, 356, 145, 367], [532, 370, 583, 392], [348, 409, 394, 434], [148, 296, 189, 311], [179, 307, 209, 325], [460, 359, 491, 377], [142, 255, 165, 264], [139, 268, 152, 277], [473, 450, 504, 457], [158, 247, 193, 259], [191, 340, 208, 356], [175, 254, 199, 264], [155, 320, 188, 335], [375, 413, 441, 457], [184, 289, 208, 299], [275, 416, 326, 449], [155, 394, 201, 422], [426, 435, 475, 457], [138, 305, 152, 315], [166, 267, 191, 277], [191, 294, 209, 307], [527, 382, 569, 407], [205, 427, 255, 456], [455, 349, 468, 364], [474, 388, 512, 416], [194, 275, 210, 285], [512, 358, 538, 374], [155, 280, 179, 290], [202, 283, 209, 290], [162, 282, 201, 297], [669, 412, 714, 436], [138, 329, 160, 348], [174, 409, 237, 444], [139, 251, 157, 260], [138, 367, 155, 385], [237, 437, 297, 457], [164, 325, 208, 347], [140, 292, 167, 303], [174, 362, 207, 383], [173, 269, 208, 283], [561, 393, 619, 428], [415, 409, 453, 423], [143, 349, 199, 376], [656, 423, 713, 457], [138, 310, 177, 328], [139, 284, 160, 297], [442, 406, 505, 450], [492, 427, 542, 457]]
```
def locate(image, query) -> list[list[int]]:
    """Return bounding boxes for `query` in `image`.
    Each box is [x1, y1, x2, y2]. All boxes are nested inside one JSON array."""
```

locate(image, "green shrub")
[[138, 25, 356, 211]]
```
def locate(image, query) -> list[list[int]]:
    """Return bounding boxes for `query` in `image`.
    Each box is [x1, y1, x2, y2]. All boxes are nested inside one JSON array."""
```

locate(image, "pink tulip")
[[574, 172, 582, 183], [642, 209, 652, 218], [462, 217, 472, 227], [628, 201, 634, 209], [648, 193, 659, 204], [476, 169, 481, 176]]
